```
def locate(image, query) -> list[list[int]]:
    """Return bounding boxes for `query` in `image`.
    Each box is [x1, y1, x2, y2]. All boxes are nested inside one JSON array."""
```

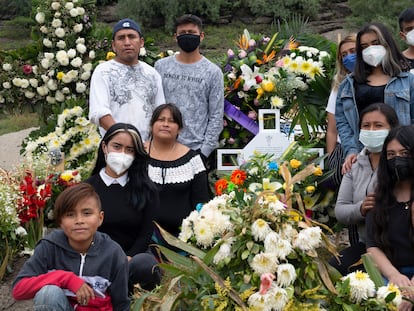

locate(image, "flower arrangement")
[[0, 0, 98, 119], [221, 30, 335, 148], [0, 169, 27, 281], [23, 105, 100, 177], [132, 152, 404, 311]]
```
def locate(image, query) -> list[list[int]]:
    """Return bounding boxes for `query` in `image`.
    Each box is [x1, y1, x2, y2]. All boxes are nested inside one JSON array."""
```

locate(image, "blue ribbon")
[[224, 99, 259, 135]]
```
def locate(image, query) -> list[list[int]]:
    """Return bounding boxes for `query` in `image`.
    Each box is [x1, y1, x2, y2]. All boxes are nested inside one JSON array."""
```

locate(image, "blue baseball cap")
[[112, 18, 142, 38]]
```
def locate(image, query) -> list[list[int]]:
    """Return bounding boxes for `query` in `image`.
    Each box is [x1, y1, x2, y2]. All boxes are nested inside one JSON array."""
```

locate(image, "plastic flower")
[[230, 169, 247, 186]]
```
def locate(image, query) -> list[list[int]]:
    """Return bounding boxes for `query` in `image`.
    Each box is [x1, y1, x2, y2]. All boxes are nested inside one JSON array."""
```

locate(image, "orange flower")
[[230, 169, 247, 186], [215, 179, 228, 195], [256, 50, 276, 65]]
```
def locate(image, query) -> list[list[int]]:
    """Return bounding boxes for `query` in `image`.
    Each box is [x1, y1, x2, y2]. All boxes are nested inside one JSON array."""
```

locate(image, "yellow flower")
[[60, 171, 74, 182], [288, 210, 302, 222], [299, 60, 313, 75], [261, 80, 274, 92], [303, 194, 319, 209], [270, 95, 284, 108], [256, 87, 264, 99], [289, 159, 301, 169], [56, 71, 64, 80], [106, 51, 116, 60], [313, 166, 323, 176], [282, 182, 294, 192], [305, 185, 315, 194]]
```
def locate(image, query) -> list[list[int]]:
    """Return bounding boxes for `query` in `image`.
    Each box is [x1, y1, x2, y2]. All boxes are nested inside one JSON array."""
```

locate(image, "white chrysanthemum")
[[294, 226, 322, 251], [76, 43, 87, 54], [252, 218, 272, 241], [270, 95, 284, 109], [193, 220, 214, 248], [247, 292, 267, 309], [2, 82, 11, 89], [73, 23, 83, 33], [51, 18, 62, 28], [77, 7, 85, 15], [71, 57, 82, 68], [56, 40, 66, 49], [250, 252, 278, 275], [40, 25, 48, 33], [89, 50, 96, 59], [55, 27, 66, 38], [35, 12, 45, 24], [343, 270, 376, 303], [56, 50, 69, 66], [213, 238, 235, 264], [29, 78, 38, 88], [266, 285, 289, 311], [199, 206, 231, 236], [15, 226, 27, 237], [269, 200, 286, 215], [265, 233, 292, 260], [51, 2, 61, 10], [70, 8, 78, 17], [276, 263, 296, 287], [2, 63, 12, 71], [65, 2, 74, 10], [178, 218, 193, 242], [24, 91, 35, 99], [376, 283, 402, 306], [76, 37, 85, 44]]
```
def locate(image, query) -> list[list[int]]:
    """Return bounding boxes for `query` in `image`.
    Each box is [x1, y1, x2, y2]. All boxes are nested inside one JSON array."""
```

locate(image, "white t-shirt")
[[89, 59, 165, 140], [326, 89, 341, 143]]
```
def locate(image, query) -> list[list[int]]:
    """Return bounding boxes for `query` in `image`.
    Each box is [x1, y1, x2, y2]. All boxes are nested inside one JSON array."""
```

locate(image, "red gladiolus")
[[215, 179, 228, 195], [23, 64, 33, 75], [230, 169, 247, 186]]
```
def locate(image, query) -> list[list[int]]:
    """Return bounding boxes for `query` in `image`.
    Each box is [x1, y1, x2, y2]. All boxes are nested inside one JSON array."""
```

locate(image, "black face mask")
[[177, 34, 200, 53], [387, 156, 414, 182]]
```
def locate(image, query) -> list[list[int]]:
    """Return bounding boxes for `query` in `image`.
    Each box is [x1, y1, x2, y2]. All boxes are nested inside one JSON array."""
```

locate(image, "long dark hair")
[[373, 125, 414, 259], [354, 22, 407, 83], [91, 123, 157, 211], [149, 103, 184, 140]]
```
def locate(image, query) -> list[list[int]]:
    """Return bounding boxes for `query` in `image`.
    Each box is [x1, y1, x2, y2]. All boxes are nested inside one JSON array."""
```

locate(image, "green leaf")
[[362, 253, 385, 288]]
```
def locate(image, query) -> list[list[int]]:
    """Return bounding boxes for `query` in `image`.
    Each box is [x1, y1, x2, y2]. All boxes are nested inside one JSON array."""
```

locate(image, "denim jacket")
[[335, 72, 414, 157]]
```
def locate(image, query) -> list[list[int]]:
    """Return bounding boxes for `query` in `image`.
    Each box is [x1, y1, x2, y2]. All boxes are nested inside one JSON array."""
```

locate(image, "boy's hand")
[[76, 283, 95, 306]]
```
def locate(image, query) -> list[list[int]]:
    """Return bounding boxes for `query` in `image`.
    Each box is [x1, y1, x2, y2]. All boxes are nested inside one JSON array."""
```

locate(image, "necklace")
[[400, 200, 411, 210]]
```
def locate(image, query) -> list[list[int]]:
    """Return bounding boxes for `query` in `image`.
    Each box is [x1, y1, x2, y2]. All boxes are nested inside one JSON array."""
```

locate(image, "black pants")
[[329, 242, 366, 276]]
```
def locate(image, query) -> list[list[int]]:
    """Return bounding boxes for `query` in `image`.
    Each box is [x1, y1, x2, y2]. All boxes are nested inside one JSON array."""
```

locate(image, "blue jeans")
[[33, 285, 73, 311]]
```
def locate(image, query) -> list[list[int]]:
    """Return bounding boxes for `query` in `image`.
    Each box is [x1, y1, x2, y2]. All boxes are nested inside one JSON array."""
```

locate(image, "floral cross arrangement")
[[221, 29, 335, 148], [132, 149, 407, 310]]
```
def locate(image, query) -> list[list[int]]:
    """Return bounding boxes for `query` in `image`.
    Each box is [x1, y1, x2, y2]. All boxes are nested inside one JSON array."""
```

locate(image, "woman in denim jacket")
[[336, 22, 414, 173]]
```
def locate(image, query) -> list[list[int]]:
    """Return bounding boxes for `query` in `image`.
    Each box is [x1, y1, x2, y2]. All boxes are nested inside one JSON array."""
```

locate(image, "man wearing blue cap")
[[89, 18, 165, 140]]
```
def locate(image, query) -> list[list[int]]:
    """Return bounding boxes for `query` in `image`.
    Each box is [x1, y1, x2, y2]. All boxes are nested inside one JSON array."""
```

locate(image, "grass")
[[0, 112, 39, 136]]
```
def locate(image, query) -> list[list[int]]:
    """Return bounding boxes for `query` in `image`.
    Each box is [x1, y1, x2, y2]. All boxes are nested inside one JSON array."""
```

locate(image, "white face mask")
[[106, 152, 134, 175], [362, 45, 386, 67], [406, 29, 414, 46], [359, 129, 389, 153]]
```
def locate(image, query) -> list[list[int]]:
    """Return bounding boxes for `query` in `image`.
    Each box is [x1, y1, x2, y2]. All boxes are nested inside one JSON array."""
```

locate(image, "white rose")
[[77, 7, 85, 15], [62, 74, 73, 83], [51, 18, 62, 28], [56, 40, 66, 49], [47, 79, 57, 91], [70, 8, 78, 17], [46, 96, 56, 103], [67, 49, 76, 58], [20, 79, 29, 88], [43, 38, 53, 48], [48, 69, 55, 77], [76, 43, 86, 54], [80, 71, 90, 80], [88, 50, 95, 59], [29, 78, 38, 88], [37, 86, 49, 96], [55, 90, 65, 102], [51, 2, 61, 10], [56, 50, 69, 66], [2, 63, 12, 71], [55, 28, 66, 38], [32, 65, 38, 74], [70, 57, 82, 68], [2, 82, 11, 89], [82, 63, 93, 72], [139, 47, 146, 56], [54, 12, 61, 18], [76, 37, 85, 44], [35, 12, 45, 24], [41, 74, 49, 82], [12, 78, 22, 87], [44, 52, 54, 60], [40, 26, 48, 33], [67, 70, 78, 79], [65, 2, 74, 10], [0, 96, 4, 103], [24, 91, 35, 99], [73, 23, 83, 33], [62, 87, 70, 94], [76, 82, 86, 93], [15, 226, 27, 237]]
